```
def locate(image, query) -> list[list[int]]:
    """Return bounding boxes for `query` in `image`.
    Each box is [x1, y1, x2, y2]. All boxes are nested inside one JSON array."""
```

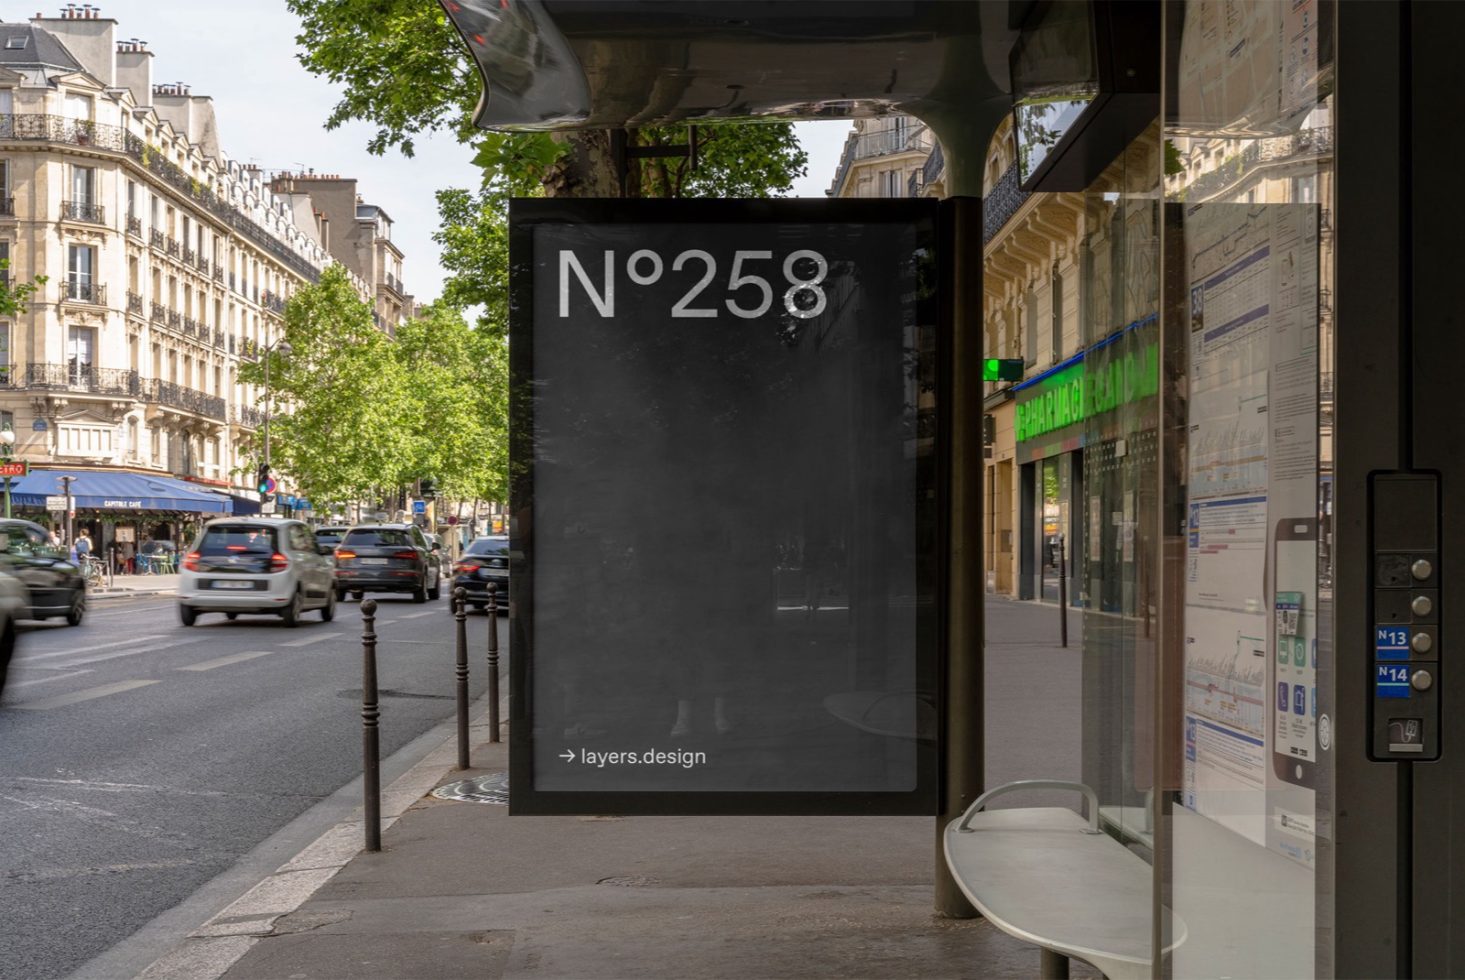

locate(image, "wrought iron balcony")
[[0, 196, 13, 217], [165, 237, 180, 258], [151, 379, 225, 420], [167, 310, 181, 329], [151, 301, 167, 324], [183, 246, 196, 266], [195, 254, 208, 273], [13, 363, 144, 398], [983, 162, 1031, 246], [260, 289, 287, 314], [213, 262, 224, 283], [62, 199, 105, 224], [150, 228, 165, 250], [126, 215, 143, 237], [63, 280, 106, 305], [231, 404, 265, 429], [126, 290, 144, 315], [182, 316, 199, 336], [213, 329, 226, 348]]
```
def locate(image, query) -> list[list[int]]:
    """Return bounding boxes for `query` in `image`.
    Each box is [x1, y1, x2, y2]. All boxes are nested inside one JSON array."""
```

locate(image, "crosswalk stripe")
[[4, 670, 93, 690], [280, 631, 343, 648], [177, 651, 275, 672], [12, 679, 160, 710], [50, 638, 194, 669], [19, 634, 166, 663]]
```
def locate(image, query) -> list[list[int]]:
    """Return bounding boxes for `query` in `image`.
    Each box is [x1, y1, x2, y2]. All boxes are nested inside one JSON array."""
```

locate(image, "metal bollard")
[[1058, 534, 1068, 649], [454, 586, 470, 770], [486, 582, 500, 743], [361, 598, 381, 852]]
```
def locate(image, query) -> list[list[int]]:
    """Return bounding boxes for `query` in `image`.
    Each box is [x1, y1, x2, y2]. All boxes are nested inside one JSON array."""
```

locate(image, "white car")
[[177, 518, 337, 627]]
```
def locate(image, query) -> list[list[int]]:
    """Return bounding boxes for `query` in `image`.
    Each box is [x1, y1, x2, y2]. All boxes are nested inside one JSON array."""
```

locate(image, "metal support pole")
[[60, 476, 74, 551], [486, 582, 500, 743], [1039, 948, 1070, 980], [1058, 535, 1068, 648], [361, 598, 381, 852], [3, 475, 10, 520], [454, 586, 470, 770]]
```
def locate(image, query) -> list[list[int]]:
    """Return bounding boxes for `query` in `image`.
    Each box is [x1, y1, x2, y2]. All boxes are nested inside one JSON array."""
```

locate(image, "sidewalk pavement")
[[92, 573, 179, 599], [137, 597, 1095, 980]]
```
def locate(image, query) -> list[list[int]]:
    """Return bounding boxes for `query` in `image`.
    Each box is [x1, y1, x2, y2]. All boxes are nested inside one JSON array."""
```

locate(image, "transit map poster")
[[1182, 202, 1320, 868], [508, 199, 941, 815]]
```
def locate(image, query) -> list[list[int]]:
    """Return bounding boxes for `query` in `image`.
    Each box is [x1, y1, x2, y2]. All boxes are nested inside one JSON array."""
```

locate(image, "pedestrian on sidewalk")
[[119, 537, 135, 574], [75, 530, 93, 562]]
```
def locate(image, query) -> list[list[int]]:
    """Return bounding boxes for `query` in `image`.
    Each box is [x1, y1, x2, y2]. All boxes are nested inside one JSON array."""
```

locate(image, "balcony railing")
[[126, 290, 144, 315], [984, 162, 1031, 245], [213, 328, 226, 349], [167, 310, 181, 329], [0, 196, 13, 217], [0, 112, 324, 284], [830, 122, 933, 195], [384, 273, 403, 295], [923, 142, 945, 190], [63, 280, 106, 305], [62, 199, 105, 224], [183, 316, 200, 337], [212, 262, 224, 283], [151, 301, 167, 324], [183, 246, 196, 266], [1176, 127, 1335, 202], [231, 404, 265, 429], [260, 289, 287, 314], [152, 379, 225, 420], [195, 254, 209, 274], [150, 228, 165, 250], [165, 237, 180, 258], [8, 363, 144, 398], [126, 215, 142, 237]]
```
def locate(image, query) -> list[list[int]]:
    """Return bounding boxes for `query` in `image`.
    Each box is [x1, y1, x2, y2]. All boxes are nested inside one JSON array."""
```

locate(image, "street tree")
[[239, 265, 415, 509], [0, 260, 45, 319]]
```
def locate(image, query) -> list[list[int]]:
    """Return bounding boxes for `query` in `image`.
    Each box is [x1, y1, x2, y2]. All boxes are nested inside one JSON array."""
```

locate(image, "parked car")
[[0, 566, 28, 697], [0, 518, 87, 626], [313, 525, 352, 550], [424, 532, 453, 578], [177, 518, 337, 626], [334, 524, 442, 603], [451, 535, 509, 613]]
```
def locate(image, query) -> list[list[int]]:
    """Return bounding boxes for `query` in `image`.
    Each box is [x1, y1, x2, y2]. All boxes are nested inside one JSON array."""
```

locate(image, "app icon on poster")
[[1279, 682, 1290, 711], [1293, 685, 1307, 715]]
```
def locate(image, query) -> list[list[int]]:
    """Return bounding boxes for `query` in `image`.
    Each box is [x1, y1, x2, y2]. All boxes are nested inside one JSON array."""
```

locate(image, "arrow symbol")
[[560, 750, 575, 762]]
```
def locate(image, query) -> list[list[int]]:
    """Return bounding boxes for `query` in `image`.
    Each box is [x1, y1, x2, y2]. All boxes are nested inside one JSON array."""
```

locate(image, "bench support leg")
[[1040, 948, 1070, 980]]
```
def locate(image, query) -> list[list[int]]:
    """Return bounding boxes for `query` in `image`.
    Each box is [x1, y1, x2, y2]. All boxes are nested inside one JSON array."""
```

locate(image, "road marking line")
[[19, 634, 166, 663], [177, 651, 275, 672], [398, 611, 436, 620], [4, 670, 93, 689], [52, 638, 194, 668], [12, 679, 160, 710], [279, 631, 342, 648]]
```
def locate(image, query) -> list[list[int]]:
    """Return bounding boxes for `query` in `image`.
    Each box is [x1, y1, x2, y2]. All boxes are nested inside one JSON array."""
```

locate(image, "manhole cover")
[[432, 772, 509, 805]]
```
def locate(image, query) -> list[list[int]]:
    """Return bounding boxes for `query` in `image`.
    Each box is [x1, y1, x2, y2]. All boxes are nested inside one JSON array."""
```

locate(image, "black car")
[[333, 524, 442, 602], [0, 518, 87, 626], [313, 525, 351, 549], [452, 535, 509, 613]]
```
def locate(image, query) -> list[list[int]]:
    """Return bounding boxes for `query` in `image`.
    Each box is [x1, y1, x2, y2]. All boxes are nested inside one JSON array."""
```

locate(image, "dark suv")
[[451, 535, 509, 613], [0, 518, 87, 626], [334, 524, 442, 603]]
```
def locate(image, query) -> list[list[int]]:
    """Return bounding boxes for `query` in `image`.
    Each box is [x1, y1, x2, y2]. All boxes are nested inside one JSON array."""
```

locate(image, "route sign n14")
[[509, 198, 943, 816]]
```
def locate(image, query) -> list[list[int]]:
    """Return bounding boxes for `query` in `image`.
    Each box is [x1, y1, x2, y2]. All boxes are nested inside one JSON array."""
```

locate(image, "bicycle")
[[79, 555, 107, 590]]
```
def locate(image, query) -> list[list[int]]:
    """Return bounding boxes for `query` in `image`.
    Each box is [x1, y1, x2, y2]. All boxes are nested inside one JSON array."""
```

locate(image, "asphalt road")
[[0, 590, 499, 980]]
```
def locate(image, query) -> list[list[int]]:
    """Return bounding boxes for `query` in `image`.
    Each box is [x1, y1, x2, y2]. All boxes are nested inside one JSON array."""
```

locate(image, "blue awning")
[[7, 470, 234, 513]]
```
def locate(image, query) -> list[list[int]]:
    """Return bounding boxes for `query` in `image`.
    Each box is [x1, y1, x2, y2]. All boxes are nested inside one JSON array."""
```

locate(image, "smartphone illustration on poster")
[[1272, 517, 1318, 788]]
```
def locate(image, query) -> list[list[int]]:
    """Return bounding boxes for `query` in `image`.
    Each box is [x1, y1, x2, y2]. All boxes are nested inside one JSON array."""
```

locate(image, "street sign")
[[412, 500, 427, 515], [510, 198, 941, 815], [0, 462, 28, 477], [31, 419, 46, 431], [44, 495, 67, 512]]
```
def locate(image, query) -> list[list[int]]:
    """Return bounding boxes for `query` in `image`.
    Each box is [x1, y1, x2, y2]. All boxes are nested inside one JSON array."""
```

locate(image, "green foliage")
[[239, 266, 415, 507], [635, 124, 807, 199], [0, 260, 46, 319]]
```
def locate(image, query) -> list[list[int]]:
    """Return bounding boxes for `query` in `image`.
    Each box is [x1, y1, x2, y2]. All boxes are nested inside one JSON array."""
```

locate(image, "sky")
[[7, 1, 854, 303]]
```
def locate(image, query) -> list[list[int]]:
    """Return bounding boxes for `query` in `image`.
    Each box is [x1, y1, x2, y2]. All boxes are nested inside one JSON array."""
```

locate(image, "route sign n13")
[[509, 199, 942, 816]]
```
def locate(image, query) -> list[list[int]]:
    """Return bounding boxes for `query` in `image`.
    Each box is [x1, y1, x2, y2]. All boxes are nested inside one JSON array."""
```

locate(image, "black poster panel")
[[509, 199, 942, 815]]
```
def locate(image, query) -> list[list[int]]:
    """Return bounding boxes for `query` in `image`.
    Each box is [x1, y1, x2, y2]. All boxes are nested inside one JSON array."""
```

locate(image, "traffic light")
[[982, 358, 1025, 383], [256, 463, 274, 501], [420, 477, 437, 499]]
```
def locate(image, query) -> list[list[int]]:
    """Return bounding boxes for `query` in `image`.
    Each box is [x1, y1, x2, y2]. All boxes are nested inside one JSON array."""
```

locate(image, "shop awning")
[[7, 470, 234, 513]]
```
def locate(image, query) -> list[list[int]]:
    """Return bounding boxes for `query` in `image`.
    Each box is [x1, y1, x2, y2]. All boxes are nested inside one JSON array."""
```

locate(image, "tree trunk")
[[544, 131, 635, 198]]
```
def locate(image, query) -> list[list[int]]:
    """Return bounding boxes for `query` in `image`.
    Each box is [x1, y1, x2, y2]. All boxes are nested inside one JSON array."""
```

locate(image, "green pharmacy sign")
[[1015, 340, 1159, 444]]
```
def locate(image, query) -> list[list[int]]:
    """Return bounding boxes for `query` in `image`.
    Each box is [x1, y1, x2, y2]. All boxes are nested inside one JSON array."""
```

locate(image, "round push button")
[[1412, 632, 1434, 654], [1412, 669, 1434, 692], [1412, 595, 1434, 617], [1412, 558, 1434, 581]]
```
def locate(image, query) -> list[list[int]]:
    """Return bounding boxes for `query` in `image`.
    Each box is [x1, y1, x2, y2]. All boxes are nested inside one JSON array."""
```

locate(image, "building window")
[[1292, 174, 1317, 204], [0, 321, 9, 385], [71, 165, 94, 205], [1051, 265, 1064, 360], [67, 325, 95, 386], [63, 92, 92, 121], [0, 159, 10, 215], [66, 244, 96, 302]]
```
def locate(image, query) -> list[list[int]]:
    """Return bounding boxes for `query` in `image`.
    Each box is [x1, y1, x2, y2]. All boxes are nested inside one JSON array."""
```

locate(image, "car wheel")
[[65, 589, 86, 627], [412, 579, 427, 603], [226, 612, 239, 621], [335, 588, 348, 603], [352, 591, 364, 601], [320, 589, 336, 622], [179, 604, 197, 627], [281, 589, 303, 628], [427, 575, 441, 601], [471, 602, 486, 612], [0, 619, 14, 694]]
